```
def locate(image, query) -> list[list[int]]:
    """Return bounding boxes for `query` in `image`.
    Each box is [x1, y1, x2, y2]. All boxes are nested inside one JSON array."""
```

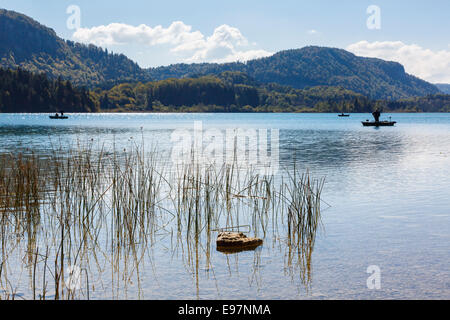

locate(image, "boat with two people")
[[49, 111, 68, 119]]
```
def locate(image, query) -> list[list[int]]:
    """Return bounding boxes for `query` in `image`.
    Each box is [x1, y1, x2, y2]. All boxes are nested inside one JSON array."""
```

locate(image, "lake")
[[0, 113, 449, 299]]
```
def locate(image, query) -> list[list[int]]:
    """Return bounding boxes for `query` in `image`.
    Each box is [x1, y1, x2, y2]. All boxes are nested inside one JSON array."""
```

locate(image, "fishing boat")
[[338, 113, 350, 117], [363, 109, 396, 127], [362, 120, 396, 127], [49, 112, 68, 119], [49, 115, 68, 119]]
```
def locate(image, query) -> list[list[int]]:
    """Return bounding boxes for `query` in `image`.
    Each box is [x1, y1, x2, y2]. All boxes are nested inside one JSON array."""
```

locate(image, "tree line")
[[93, 72, 376, 113], [0, 68, 97, 112], [1, 68, 449, 113]]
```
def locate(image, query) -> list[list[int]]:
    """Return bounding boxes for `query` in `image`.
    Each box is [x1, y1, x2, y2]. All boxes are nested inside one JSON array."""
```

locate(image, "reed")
[[0, 139, 324, 299]]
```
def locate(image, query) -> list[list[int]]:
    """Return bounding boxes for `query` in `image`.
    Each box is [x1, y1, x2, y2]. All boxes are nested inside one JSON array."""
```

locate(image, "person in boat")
[[55, 112, 59, 117], [372, 109, 381, 122]]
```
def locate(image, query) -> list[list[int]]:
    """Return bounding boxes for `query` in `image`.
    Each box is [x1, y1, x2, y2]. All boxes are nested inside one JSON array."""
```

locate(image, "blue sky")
[[1, 0, 449, 82]]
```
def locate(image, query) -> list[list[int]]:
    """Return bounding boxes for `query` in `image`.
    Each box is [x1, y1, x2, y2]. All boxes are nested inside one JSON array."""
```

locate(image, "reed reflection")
[[0, 140, 324, 299]]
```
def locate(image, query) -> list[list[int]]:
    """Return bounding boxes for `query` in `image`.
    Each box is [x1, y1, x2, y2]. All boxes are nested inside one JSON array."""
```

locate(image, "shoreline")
[[1, 111, 450, 114]]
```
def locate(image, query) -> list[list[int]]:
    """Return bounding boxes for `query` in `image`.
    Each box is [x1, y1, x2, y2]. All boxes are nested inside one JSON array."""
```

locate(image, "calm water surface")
[[0, 113, 449, 299]]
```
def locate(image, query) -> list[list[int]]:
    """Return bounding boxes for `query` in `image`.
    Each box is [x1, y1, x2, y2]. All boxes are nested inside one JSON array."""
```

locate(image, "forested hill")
[[0, 9, 150, 87], [93, 72, 375, 113], [93, 72, 450, 113], [0, 8, 441, 102], [0, 68, 97, 112], [1, 67, 449, 113], [148, 47, 439, 100]]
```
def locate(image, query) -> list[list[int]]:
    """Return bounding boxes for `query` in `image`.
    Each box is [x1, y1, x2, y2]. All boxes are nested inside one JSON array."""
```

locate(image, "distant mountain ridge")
[[0, 9, 150, 86], [0, 8, 440, 100], [436, 84, 450, 94], [148, 47, 439, 100]]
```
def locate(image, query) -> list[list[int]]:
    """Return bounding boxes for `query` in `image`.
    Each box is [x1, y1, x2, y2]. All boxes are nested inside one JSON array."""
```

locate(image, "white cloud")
[[73, 22, 272, 64], [73, 21, 203, 47], [172, 24, 272, 63], [347, 41, 450, 83]]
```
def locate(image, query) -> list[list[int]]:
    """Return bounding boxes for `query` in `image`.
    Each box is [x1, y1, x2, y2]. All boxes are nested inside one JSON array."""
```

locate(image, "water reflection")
[[279, 129, 406, 169], [2, 113, 449, 299], [0, 142, 324, 300]]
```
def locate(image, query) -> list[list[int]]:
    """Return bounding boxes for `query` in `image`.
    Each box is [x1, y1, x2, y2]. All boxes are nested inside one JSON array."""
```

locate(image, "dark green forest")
[[94, 71, 450, 113], [1, 67, 449, 113], [93, 72, 375, 113], [0, 68, 97, 112]]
